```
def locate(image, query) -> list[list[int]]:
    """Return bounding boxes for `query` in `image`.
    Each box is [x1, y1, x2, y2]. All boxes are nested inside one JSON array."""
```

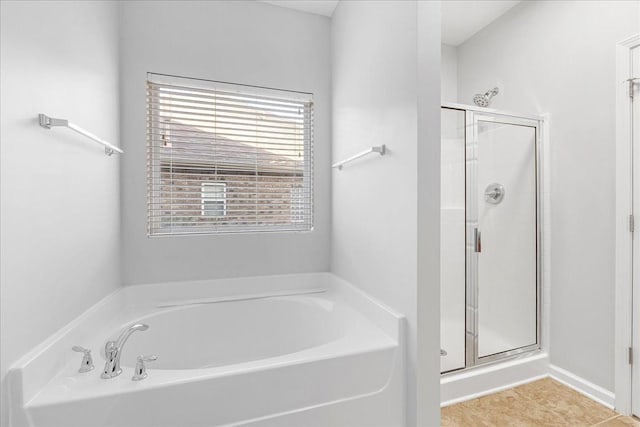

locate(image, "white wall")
[[0, 0, 120, 422], [119, 1, 331, 285], [331, 1, 441, 425], [456, 0, 640, 392], [441, 44, 458, 103], [416, 2, 442, 424]]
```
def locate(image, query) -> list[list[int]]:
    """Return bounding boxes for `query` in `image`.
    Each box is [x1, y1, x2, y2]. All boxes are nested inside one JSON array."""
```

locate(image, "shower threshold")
[[441, 351, 549, 407]]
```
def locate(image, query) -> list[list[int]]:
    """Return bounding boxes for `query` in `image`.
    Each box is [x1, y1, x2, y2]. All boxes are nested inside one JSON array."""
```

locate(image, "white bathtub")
[[6, 274, 405, 427]]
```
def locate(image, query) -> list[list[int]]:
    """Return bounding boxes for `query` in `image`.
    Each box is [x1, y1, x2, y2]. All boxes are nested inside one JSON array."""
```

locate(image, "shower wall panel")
[[440, 108, 466, 372]]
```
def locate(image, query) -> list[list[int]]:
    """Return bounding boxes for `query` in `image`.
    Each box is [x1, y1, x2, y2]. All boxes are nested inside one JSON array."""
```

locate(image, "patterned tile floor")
[[441, 378, 640, 426]]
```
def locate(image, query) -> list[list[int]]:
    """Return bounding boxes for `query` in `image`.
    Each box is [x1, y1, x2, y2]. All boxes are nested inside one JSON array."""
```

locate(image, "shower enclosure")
[[441, 104, 542, 373]]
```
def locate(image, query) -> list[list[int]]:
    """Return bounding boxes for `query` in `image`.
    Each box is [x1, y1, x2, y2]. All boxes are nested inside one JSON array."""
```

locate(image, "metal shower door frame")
[[463, 109, 543, 368]]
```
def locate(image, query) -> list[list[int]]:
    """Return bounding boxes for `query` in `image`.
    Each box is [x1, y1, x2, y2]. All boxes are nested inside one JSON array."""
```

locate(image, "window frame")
[[146, 73, 314, 237]]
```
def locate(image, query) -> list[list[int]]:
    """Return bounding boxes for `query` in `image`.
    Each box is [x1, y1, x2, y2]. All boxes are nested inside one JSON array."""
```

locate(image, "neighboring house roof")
[[157, 119, 304, 175]]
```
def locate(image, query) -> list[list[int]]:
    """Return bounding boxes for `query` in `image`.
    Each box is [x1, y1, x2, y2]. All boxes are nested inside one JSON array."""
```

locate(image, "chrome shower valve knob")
[[132, 355, 158, 381], [71, 346, 94, 373], [484, 183, 505, 204]]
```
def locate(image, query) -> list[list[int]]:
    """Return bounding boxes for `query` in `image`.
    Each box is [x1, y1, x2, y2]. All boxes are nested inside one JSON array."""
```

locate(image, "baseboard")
[[549, 365, 615, 409]]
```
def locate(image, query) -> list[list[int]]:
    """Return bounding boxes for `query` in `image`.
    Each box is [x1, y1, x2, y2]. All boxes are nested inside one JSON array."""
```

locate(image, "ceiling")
[[259, 1, 338, 17], [259, 0, 521, 47], [441, 0, 521, 46]]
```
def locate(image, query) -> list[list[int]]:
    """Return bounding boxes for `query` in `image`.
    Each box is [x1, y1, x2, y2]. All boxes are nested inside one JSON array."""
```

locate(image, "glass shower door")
[[467, 113, 539, 363]]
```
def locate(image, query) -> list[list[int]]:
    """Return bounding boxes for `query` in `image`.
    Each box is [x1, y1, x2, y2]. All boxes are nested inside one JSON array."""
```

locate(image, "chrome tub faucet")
[[101, 323, 149, 379]]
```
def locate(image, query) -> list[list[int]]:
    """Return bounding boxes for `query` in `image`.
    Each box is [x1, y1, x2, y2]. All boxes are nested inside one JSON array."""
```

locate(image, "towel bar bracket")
[[38, 114, 68, 129]]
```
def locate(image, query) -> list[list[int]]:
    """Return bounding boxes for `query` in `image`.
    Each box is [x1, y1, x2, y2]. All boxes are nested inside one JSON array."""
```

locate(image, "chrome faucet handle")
[[132, 355, 157, 381], [71, 346, 94, 373]]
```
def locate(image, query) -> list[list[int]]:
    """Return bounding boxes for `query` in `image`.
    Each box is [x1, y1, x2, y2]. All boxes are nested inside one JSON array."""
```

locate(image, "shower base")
[[441, 352, 549, 407], [441, 318, 538, 373]]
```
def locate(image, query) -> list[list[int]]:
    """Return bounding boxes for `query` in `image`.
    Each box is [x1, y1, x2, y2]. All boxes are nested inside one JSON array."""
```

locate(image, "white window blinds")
[[147, 73, 314, 236]]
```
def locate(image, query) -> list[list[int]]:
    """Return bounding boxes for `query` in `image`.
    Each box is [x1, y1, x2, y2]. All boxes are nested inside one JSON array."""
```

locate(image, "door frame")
[[614, 33, 640, 416], [459, 108, 544, 368]]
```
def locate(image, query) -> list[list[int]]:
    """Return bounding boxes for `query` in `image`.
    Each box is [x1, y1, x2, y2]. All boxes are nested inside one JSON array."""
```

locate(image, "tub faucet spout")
[[101, 323, 149, 379]]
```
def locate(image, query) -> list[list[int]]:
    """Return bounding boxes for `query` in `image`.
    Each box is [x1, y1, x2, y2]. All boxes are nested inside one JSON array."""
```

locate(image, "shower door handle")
[[474, 228, 482, 253]]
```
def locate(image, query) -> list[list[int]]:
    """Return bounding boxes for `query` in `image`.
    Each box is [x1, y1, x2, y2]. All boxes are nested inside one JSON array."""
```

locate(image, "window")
[[147, 73, 313, 236], [201, 183, 226, 217]]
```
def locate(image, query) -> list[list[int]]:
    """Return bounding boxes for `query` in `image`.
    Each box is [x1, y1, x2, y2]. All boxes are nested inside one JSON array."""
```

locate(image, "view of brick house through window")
[[147, 73, 314, 236]]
